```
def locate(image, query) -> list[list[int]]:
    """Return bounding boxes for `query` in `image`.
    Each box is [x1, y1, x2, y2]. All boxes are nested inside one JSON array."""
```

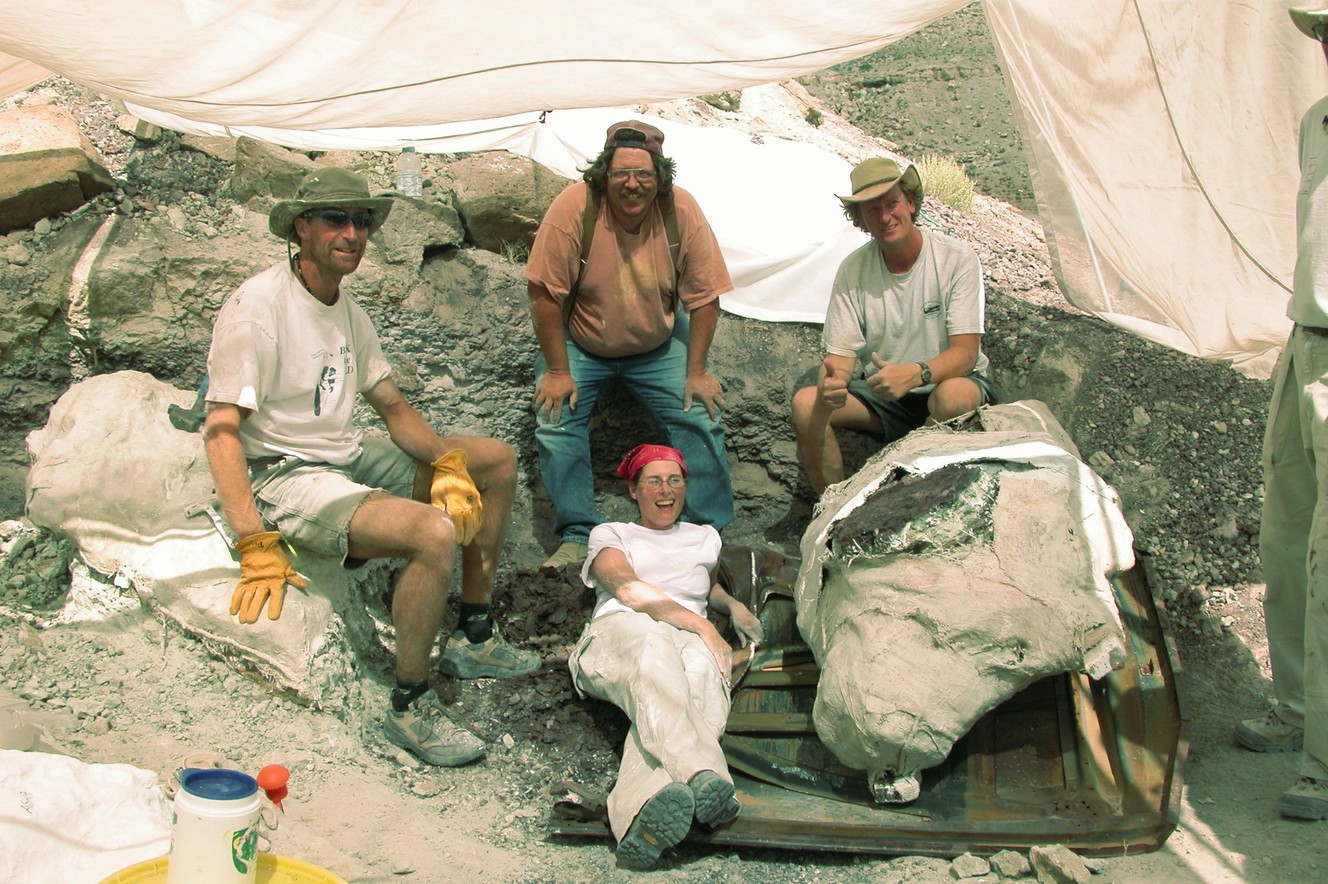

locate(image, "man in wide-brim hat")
[[790, 157, 998, 495], [202, 166, 539, 770], [1233, 6, 1328, 822]]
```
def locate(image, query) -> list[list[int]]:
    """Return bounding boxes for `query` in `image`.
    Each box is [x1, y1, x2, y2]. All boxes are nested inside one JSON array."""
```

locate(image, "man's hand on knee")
[[534, 370, 578, 424], [684, 370, 725, 421], [431, 449, 484, 545]]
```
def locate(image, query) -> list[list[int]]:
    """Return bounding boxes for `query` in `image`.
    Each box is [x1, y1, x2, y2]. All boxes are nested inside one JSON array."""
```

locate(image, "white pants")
[[568, 609, 732, 840], [1261, 327, 1328, 780]]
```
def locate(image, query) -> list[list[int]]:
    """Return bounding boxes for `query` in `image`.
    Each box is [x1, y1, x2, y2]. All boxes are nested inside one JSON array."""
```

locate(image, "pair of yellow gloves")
[[230, 450, 482, 623]]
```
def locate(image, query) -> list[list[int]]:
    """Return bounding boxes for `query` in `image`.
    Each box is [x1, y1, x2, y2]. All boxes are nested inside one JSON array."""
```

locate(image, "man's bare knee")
[[928, 379, 982, 422], [791, 386, 819, 433]]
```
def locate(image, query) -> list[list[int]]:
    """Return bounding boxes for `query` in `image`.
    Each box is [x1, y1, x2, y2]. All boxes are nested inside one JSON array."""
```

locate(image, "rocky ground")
[[0, 8, 1321, 883]]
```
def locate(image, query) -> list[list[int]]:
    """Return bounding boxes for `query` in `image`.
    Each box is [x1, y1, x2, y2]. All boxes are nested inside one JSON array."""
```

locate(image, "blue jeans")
[[535, 322, 733, 542]]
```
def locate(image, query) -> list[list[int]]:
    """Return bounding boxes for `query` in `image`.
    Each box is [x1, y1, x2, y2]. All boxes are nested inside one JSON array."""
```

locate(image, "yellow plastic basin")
[[99, 853, 346, 883]]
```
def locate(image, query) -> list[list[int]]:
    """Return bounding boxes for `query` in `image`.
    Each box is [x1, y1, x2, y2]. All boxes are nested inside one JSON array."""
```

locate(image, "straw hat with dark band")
[[836, 157, 923, 206]]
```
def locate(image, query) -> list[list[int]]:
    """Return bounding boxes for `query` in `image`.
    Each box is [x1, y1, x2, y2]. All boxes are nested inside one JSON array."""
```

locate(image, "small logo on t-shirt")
[[923, 302, 941, 316], [314, 365, 338, 416]]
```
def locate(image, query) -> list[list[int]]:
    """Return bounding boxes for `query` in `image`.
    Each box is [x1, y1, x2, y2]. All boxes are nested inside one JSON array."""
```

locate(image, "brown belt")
[[1298, 324, 1328, 338]]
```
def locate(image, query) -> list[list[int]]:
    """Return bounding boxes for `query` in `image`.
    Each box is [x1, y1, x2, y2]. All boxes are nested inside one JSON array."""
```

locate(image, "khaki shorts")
[[247, 436, 419, 561]]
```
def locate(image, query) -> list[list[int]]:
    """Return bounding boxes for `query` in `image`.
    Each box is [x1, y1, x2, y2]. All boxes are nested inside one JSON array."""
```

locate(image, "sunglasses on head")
[[303, 208, 375, 230]]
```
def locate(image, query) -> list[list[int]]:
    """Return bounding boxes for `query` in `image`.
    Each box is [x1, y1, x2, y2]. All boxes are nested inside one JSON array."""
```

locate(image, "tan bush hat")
[[1289, 6, 1328, 39], [268, 167, 394, 241], [837, 158, 922, 206]]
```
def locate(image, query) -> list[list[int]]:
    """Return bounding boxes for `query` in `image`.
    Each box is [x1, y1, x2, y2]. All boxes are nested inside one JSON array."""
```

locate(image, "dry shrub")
[[917, 153, 975, 214]]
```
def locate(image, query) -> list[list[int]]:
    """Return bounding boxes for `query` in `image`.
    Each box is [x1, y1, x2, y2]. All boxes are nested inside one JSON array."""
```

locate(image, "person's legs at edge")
[[1256, 341, 1310, 743], [1250, 330, 1328, 818], [1275, 334, 1328, 812]]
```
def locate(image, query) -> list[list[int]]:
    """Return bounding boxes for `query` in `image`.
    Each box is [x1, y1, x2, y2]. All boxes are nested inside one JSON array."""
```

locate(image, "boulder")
[[23, 370, 388, 706], [374, 195, 466, 267], [443, 153, 567, 253], [225, 136, 318, 204], [795, 401, 1133, 802], [83, 210, 281, 382], [0, 105, 114, 234]]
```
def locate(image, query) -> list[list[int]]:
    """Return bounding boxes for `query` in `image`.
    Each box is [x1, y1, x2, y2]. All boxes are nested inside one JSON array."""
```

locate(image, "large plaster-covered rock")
[[794, 401, 1132, 802], [0, 105, 114, 234], [24, 370, 386, 706]]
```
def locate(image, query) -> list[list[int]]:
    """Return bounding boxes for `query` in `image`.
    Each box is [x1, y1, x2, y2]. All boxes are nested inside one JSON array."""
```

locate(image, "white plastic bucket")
[[167, 769, 262, 884]]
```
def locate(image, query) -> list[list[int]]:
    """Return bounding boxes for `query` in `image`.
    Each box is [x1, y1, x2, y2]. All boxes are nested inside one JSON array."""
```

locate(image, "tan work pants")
[[568, 609, 732, 841], [1261, 327, 1328, 780]]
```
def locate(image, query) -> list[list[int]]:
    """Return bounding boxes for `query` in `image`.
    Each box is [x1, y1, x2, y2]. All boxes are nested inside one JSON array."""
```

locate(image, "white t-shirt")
[[581, 521, 722, 621], [822, 229, 988, 386], [1291, 94, 1328, 327], [206, 261, 394, 464]]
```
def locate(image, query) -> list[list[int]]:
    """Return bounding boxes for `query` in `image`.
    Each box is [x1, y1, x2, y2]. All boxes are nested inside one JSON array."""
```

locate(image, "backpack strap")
[[659, 194, 681, 312], [562, 189, 602, 325], [563, 188, 682, 325]]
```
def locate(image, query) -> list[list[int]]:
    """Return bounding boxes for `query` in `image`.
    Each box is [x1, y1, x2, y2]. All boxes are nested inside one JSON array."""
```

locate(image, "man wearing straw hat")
[[203, 167, 538, 769], [1232, 6, 1328, 821], [791, 157, 997, 495]]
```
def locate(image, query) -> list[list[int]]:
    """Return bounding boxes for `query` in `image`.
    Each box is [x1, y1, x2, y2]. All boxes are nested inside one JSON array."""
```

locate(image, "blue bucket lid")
[[179, 768, 259, 800]]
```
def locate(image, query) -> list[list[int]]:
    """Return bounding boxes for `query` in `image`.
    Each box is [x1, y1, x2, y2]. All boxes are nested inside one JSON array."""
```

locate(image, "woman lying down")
[[568, 443, 764, 870]]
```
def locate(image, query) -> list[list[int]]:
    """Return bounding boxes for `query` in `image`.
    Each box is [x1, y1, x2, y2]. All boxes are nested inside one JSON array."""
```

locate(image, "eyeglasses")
[[303, 208, 375, 230], [638, 475, 686, 489], [608, 168, 657, 183]]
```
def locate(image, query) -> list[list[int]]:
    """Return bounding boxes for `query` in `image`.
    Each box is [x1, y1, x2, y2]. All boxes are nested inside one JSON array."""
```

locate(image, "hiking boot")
[[1234, 709, 1304, 753], [616, 781, 694, 870], [440, 627, 541, 679], [541, 540, 588, 571], [383, 689, 484, 767], [689, 769, 740, 828], [1278, 776, 1328, 820]]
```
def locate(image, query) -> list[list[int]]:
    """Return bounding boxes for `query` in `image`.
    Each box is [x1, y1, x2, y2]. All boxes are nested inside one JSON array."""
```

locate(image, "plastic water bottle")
[[395, 147, 423, 198]]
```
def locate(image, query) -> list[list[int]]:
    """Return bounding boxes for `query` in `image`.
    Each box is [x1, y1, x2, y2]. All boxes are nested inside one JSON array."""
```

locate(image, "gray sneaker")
[[1234, 709, 1304, 753], [440, 627, 542, 679], [1279, 776, 1328, 820], [616, 781, 694, 870], [383, 689, 484, 766]]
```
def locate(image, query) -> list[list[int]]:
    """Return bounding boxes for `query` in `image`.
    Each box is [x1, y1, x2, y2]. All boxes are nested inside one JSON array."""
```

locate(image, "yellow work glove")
[[231, 531, 308, 623], [431, 449, 484, 546]]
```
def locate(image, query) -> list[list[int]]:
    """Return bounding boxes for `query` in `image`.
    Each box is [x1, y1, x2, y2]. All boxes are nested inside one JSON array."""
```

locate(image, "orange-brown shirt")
[[525, 182, 732, 358]]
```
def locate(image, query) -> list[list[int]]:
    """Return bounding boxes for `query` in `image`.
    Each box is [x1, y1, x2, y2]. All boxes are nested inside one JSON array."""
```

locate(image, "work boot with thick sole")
[[616, 781, 694, 870], [689, 770, 740, 828]]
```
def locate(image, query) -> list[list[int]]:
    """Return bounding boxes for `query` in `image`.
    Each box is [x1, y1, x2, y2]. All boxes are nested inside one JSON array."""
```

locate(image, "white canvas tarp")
[[0, 0, 1320, 374]]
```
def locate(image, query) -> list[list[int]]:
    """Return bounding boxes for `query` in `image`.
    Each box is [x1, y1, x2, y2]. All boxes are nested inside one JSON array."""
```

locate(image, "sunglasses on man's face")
[[303, 208, 375, 230]]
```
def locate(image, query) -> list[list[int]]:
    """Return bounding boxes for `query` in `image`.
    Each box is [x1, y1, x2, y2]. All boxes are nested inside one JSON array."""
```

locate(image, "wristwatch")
[[916, 361, 933, 385]]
